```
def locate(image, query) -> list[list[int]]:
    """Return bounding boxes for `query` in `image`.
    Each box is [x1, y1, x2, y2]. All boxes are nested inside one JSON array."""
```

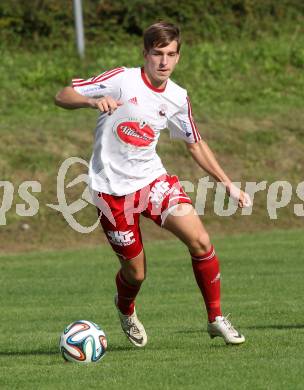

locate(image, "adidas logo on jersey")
[[107, 230, 135, 246], [128, 97, 138, 105]]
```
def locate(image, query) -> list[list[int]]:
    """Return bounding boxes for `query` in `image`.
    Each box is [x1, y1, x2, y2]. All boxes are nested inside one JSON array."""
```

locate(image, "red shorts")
[[93, 174, 192, 260]]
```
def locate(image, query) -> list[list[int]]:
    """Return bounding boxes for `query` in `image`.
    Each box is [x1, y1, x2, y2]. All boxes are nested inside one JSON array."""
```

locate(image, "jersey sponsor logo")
[[115, 119, 155, 147], [107, 230, 136, 246]]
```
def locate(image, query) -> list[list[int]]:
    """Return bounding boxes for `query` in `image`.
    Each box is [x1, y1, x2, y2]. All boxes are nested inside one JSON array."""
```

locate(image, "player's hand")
[[227, 183, 252, 208], [88, 96, 123, 114]]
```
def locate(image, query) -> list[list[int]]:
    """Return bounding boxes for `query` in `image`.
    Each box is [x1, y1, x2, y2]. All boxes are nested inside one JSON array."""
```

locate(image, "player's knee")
[[123, 268, 146, 286], [130, 271, 146, 285], [134, 272, 146, 285], [188, 232, 211, 254]]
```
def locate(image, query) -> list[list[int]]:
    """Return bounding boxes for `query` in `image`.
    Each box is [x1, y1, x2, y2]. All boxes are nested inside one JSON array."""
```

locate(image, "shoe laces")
[[222, 314, 236, 331], [125, 315, 140, 335]]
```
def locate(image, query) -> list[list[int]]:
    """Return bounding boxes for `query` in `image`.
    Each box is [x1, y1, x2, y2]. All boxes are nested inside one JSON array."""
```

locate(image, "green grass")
[[1, 32, 304, 121], [0, 229, 303, 389], [0, 31, 304, 252]]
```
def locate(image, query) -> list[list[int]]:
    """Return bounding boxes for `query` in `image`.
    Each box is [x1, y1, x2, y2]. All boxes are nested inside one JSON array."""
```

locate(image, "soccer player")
[[55, 22, 251, 347]]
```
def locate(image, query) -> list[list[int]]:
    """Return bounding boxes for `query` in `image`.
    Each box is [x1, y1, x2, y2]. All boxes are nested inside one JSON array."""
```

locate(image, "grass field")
[[1, 31, 304, 252], [1, 229, 303, 389]]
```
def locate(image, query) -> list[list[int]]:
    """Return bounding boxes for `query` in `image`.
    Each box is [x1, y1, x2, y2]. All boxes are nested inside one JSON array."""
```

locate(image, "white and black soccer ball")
[[59, 320, 107, 363]]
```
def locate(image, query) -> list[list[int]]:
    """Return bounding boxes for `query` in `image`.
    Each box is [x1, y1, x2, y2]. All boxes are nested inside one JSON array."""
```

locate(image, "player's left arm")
[[186, 140, 252, 208]]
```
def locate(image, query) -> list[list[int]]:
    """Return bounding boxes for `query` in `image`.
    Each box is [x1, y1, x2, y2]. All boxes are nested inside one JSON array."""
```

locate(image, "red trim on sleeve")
[[93, 67, 124, 83], [141, 67, 166, 93], [94, 69, 124, 83], [72, 80, 95, 87], [186, 96, 201, 142], [72, 68, 124, 88]]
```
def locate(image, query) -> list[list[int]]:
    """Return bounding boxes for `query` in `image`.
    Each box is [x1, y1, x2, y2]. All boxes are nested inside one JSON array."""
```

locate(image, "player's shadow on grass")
[[0, 350, 58, 356], [245, 324, 304, 330], [173, 329, 203, 334], [108, 344, 138, 352], [174, 325, 304, 331], [0, 346, 136, 356]]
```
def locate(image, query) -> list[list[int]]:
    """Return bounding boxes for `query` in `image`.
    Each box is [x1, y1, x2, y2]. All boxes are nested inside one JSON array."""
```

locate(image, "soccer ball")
[[59, 320, 107, 363]]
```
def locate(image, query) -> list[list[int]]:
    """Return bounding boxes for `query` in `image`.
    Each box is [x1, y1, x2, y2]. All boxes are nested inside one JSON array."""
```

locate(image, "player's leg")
[[115, 248, 147, 316], [94, 191, 147, 347], [163, 204, 221, 322], [115, 249, 148, 347], [163, 203, 245, 344], [162, 204, 211, 254], [143, 175, 221, 323]]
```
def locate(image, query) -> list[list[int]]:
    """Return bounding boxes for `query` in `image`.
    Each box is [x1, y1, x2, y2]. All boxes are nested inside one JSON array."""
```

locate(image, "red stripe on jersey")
[[73, 80, 98, 87], [71, 78, 86, 86], [74, 68, 124, 85], [95, 69, 124, 83], [186, 96, 201, 142], [72, 68, 124, 88], [93, 67, 124, 83]]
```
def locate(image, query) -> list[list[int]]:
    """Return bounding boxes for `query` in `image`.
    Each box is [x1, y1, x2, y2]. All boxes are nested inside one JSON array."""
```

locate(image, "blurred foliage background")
[[1, 0, 304, 47]]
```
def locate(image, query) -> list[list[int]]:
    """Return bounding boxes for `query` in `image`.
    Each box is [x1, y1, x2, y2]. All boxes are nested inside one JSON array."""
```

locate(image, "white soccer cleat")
[[114, 294, 147, 347], [207, 315, 245, 345]]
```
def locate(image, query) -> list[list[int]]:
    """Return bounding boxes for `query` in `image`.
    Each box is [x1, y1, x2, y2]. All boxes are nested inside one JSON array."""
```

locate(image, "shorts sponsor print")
[[95, 174, 192, 260], [107, 230, 136, 247]]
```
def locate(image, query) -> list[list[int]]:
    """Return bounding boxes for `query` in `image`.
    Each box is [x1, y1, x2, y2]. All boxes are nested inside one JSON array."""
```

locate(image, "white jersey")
[[72, 67, 201, 195]]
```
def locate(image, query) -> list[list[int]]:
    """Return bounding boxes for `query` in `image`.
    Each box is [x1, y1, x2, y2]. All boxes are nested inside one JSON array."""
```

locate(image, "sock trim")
[[191, 245, 215, 261]]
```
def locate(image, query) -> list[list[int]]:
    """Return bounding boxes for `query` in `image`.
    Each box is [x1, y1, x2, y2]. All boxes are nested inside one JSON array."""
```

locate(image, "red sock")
[[191, 245, 222, 323], [115, 270, 141, 315]]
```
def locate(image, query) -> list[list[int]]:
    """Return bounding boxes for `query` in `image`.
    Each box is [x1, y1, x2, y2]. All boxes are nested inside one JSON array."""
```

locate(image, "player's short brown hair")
[[143, 22, 181, 53]]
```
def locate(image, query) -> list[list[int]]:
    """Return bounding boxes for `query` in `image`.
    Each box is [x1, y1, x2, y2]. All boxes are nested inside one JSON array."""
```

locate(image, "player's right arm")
[[55, 86, 97, 109], [55, 67, 125, 113], [55, 87, 122, 114]]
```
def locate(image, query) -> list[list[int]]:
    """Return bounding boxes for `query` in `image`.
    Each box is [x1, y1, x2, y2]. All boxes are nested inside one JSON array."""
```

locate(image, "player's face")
[[144, 40, 180, 88]]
